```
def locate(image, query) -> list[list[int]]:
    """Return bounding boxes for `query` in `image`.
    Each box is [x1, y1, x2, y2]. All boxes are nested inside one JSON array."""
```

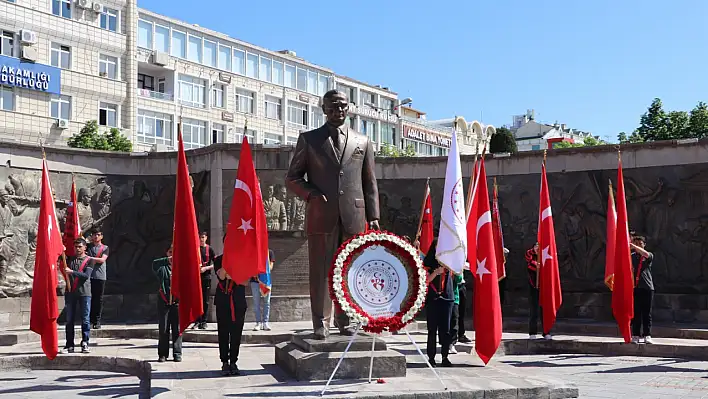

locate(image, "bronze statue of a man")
[[286, 90, 380, 339]]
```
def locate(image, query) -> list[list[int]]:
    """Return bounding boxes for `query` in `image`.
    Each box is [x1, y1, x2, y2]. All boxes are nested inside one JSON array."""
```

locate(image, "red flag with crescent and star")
[[30, 158, 63, 360], [171, 124, 204, 334], [537, 162, 562, 335], [223, 136, 268, 285], [469, 158, 502, 365], [612, 158, 634, 343], [417, 180, 434, 256], [61, 177, 81, 257]]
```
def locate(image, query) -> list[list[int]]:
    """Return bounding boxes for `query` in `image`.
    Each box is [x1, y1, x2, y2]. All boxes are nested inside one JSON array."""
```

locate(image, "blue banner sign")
[[0, 55, 61, 95]]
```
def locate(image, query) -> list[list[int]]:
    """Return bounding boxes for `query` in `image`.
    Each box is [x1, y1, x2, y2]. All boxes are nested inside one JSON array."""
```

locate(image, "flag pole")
[[43, 148, 71, 292], [465, 128, 480, 219], [171, 117, 183, 306], [414, 178, 429, 241]]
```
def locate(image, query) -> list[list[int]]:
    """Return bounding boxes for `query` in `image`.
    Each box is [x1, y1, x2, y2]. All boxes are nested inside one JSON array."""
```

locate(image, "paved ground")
[[1, 322, 708, 398]]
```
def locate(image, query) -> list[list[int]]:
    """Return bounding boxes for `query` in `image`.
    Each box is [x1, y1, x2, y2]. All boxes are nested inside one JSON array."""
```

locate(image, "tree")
[[688, 102, 708, 139], [617, 131, 643, 144], [377, 143, 416, 157], [636, 98, 670, 141], [67, 121, 132, 152], [553, 136, 603, 149], [488, 127, 518, 154], [633, 98, 708, 142]]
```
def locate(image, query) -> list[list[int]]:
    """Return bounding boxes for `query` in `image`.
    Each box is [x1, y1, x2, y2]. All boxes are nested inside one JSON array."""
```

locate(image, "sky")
[[138, 0, 708, 142]]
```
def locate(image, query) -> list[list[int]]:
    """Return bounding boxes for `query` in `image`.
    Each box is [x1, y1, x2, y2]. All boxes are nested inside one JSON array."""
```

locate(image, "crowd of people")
[[56, 228, 655, 374]]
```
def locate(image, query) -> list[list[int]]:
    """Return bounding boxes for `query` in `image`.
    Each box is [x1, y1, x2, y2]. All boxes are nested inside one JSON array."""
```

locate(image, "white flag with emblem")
[[436, 127, 467, 274]]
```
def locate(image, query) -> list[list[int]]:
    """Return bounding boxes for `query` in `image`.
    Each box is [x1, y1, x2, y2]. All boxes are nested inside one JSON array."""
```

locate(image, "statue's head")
[[322, 90, 349, 128], [278, 185, 287, 200], [265, 185, 274, 199], [78, 188, 91, 205], [0, 188, 9, 205]]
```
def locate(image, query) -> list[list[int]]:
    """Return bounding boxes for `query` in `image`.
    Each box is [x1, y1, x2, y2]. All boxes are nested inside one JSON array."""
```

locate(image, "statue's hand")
[[369, 220, 380, 231]]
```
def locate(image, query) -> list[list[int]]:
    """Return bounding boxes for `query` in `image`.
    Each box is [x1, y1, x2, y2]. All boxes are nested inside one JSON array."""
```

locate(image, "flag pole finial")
[[543, 149, 548, 164]]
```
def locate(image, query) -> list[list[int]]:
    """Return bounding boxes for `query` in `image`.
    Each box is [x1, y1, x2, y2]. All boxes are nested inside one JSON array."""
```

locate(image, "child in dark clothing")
[[61, 238, 95, 354], [423, 239, 454, 367], [152, 244, 182, 362]]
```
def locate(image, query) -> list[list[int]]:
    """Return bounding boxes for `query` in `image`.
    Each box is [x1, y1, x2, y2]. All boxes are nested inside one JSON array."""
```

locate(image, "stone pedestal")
[[275, 332, 407, 381]]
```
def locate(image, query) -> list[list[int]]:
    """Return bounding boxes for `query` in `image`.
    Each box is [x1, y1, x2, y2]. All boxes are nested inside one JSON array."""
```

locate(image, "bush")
[[489, 127, 518, 154], [67, 121, 132, 152]]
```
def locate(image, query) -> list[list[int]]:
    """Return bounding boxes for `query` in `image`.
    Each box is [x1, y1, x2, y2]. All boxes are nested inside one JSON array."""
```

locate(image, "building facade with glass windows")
[[0, 0, 338, 150]]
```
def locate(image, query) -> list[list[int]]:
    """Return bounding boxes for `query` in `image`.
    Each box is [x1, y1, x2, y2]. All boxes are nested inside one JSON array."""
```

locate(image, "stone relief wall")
[[0, 166, 210, 297]]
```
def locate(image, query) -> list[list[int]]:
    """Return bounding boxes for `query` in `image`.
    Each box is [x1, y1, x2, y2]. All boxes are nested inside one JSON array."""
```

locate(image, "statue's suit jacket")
[[285, 124, 380, 235]]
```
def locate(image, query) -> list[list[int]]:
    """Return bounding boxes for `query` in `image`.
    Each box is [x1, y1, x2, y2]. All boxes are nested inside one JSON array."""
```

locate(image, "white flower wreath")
[[330, 231, 428, 332]]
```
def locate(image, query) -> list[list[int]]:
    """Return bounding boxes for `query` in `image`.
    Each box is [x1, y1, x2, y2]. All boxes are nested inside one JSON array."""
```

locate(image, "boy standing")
[[526, 242, 550, 340], [214, 237, 247, 376], [250, 249, 275, 331], [88, 229, 109, 330], [62, 238, 96, 354], [152, 245, 182, 362], [195, 232, 215, 330], [631, 236, 655, 344]]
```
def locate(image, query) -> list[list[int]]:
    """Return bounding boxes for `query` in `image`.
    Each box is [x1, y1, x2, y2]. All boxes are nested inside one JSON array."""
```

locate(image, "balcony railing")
[[137, 89, 173, 101]]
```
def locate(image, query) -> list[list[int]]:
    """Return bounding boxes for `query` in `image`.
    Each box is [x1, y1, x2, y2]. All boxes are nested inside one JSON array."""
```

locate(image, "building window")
[[137, 20, 152, 49], [99, 54, 118, 79], [138, 73, 154, 90], [0, 86, 14, 111], [181, 118, 207, 149], [296, 68, 307, 92], [234, 127, 255, 144], [286, 135, 298, 145], [232, 49, 245, 75], [99, 102, 118, 127], [218, 44, 231, 71], [381, 98, 394, 112], [349, 116, 356, 130], [178, 74, 206, 108], [380, 123, 395, 145], [265, 95, 282, 120], [171, 30, 186, 58], [273, 61, 284, 85], [259, 56, 272, 82], [50, 43, 71, 69], [263, 132, 281, 145], [318, 75, 328, 95], [212, 123, 225, 144], [284, 64, 295, 88], [50, 95, 71, 120], [154, 25, 170, 53], [187, 35, 202, 63], [52, 0, 71, 18], [1, 31, 14, 58], [137, 109, 173, 146], [338, 84, 356, 104], [100, 7, 118, 32], [531, 144, 541, 150], [246, 53, 258, 79], [211, 84, 225, 108], [204, 40, 217, 67], [287, 100, 307, 127], [235, 89, 255, 114], [307, 71, 317, 95], [360, 91, 375, 106], [360, 118, 376, 142], [310, 107, 324, 129]]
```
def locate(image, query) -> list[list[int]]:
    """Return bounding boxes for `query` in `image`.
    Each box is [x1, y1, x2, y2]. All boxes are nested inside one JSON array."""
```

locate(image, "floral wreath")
[[329, 230, 428, 334]]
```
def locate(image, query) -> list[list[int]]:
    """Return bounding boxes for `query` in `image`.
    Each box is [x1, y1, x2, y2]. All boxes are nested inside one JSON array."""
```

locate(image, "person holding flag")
[[630, 235, 655, 344], [423, 239, 454, 367], [30, 156, 65, 360], [611, 154, 635, 343], [61, 237, 96, 354], [152, 244, 181, 362]]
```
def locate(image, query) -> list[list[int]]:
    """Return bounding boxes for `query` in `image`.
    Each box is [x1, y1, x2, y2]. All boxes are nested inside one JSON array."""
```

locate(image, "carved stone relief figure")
[[77, 187, 93, 231], [263, 185, 287, 231], [282, 185, 305, 231]]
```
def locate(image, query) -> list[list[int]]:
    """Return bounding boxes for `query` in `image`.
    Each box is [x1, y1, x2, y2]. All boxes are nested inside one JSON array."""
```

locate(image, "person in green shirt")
[[152, 244, 182, 363], [448, 272, 465, 354]]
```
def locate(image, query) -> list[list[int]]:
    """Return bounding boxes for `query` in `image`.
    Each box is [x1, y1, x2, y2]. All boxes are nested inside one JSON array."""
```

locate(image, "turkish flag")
[[62, 178, 81, 257], [537, 163, 562, 335], [612, 159, 633, 343], [30, 158, 64, 360], [605, 182, 617, 291], [491, 178, 506, 280], [171, 125, 204, 334], [469, 158, 502, 365], [417, 180, 434, 256], [223, 136, 268, 285]]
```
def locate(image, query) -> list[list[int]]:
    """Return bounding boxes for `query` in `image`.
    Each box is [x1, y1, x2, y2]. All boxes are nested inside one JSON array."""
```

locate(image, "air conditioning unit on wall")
[[56, 119, 69, 129], [152, 51, 169, 66], [92, 2, 102, 12], [76, 0, 91, 9], [21, 47, 38, 62], [19, 30, 37, 45]]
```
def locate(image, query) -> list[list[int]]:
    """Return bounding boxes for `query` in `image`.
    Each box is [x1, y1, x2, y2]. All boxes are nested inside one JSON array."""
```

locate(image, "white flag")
[[436, 127, 467, 274]]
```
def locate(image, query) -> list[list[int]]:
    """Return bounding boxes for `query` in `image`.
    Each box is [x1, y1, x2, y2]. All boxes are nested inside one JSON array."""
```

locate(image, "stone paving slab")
[[0, 337, 579, 398]]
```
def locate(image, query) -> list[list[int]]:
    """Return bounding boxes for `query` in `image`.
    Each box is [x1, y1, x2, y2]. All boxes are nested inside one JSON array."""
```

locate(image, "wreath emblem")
[[329, 231, 428, 334]]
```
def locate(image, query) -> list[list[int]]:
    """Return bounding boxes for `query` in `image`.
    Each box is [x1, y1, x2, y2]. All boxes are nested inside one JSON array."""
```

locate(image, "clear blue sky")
[[139, 0, 708, 142]]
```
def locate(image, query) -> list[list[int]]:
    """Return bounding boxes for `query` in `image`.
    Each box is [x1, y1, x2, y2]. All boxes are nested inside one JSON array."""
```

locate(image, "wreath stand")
[[320, 323, 448, 396]]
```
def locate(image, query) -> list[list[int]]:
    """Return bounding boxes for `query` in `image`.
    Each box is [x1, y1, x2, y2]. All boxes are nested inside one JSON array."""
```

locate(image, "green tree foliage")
[[377, 143, 416, 157], [627, 98, 708, 143], [488, 127, 518, 154], [553, 136, 603, 149], [67, 121, 132, 152]]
